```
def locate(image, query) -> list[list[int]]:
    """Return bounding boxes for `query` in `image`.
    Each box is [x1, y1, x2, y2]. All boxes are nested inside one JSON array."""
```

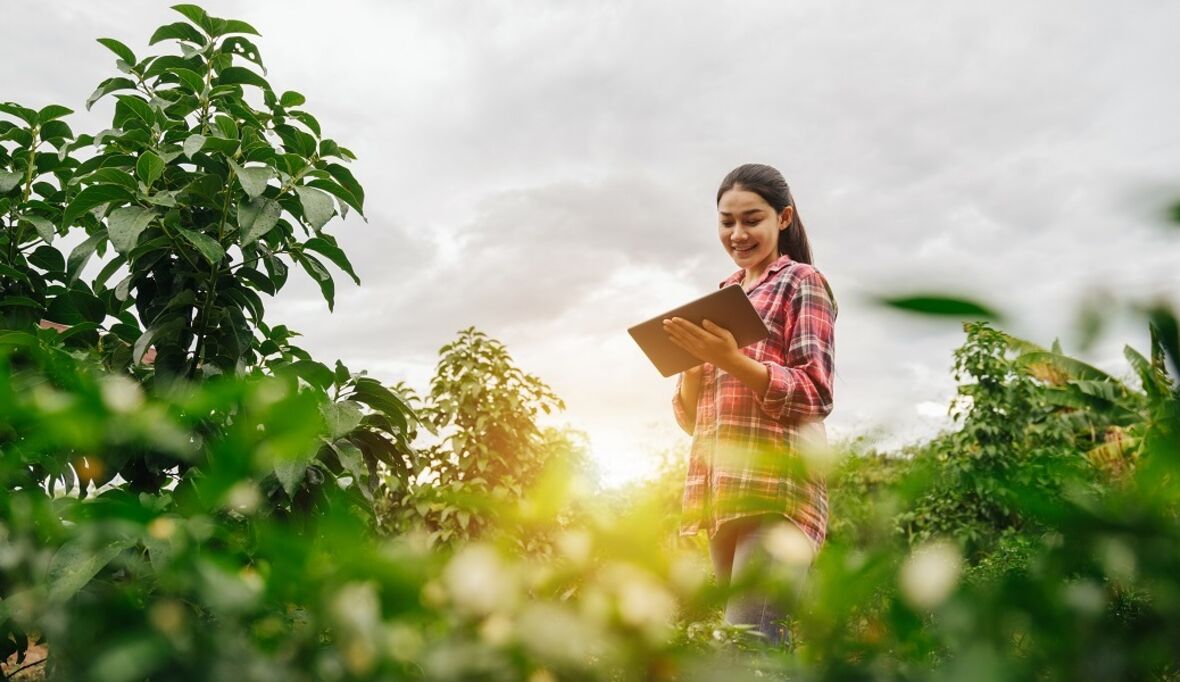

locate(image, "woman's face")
[[717, 187, 792, 273]]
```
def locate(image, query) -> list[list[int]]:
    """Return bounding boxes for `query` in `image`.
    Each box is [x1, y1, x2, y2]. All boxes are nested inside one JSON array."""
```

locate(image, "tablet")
[[627, 283, 771, 377]]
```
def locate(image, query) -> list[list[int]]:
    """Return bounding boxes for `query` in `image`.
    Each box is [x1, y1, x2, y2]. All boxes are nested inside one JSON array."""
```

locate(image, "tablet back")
[[627, 283, 770, 377]]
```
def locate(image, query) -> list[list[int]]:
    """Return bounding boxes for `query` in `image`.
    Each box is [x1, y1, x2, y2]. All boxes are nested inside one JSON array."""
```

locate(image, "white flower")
[[442, 543, 518, 616], [899, 539, 962, 610], [101, 374, 143, 412]]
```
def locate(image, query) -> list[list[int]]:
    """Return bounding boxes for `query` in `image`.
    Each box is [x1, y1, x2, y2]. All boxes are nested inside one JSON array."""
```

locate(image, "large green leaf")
[[63, 184, 134, 226], [20, 215, 56, 243], [148, 21, 207, 46], [216, 66, 270, 90], [85, 77, 138, 110], [107, 206, 156, 254], [136, 151, 165, 188], [296, 252, 334, 311], [321, 400, 363, 440], [96, 37, 136, 64], [37, 104, 73, 124], [66, 232, 105, 282], [294, 185, 334, 231], [0, 171, 22, 194], [878, 294, 1003, 321], [171, 4, 214, 33], [133, 315, 185, 365], [183, 133, 206, 158], [1015, 351, 1119, 383], [238, 196, 281, 245], [228, 159, 272, 198], [47, 536, 137, 602], [179, 228, 225, 264], [304, 237, 359, 285]]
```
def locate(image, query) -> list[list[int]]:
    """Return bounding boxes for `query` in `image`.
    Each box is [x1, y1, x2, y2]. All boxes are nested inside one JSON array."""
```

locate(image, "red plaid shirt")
[[673, 253, 837, 553]]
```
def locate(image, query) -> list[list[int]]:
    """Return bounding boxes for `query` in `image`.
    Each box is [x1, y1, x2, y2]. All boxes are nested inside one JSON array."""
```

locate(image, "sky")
[[5, 1, 1179, 488]]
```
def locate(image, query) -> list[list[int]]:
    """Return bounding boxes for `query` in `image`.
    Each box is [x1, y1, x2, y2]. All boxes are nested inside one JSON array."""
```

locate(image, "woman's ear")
[[780, 205, 794, 230]]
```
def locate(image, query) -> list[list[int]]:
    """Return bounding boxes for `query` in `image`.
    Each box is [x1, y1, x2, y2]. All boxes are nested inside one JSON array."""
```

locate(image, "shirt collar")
[[719, 252, 795, 289]]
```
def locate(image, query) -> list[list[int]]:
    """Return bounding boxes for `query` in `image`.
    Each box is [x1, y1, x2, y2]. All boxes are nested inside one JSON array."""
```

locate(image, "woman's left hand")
[[662, 317, 742, 370]]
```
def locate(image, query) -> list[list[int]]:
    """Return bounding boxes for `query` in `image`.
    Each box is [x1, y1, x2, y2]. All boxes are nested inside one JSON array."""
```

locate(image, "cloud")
[[5, 0, 1180, 486]]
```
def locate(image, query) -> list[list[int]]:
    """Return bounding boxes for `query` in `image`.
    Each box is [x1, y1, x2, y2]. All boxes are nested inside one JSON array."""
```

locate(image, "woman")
[[662, 163, 837, 648]]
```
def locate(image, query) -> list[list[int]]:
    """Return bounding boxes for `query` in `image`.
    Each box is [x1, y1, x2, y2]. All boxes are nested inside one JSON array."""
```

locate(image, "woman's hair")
[[716, 163, 814, 265]]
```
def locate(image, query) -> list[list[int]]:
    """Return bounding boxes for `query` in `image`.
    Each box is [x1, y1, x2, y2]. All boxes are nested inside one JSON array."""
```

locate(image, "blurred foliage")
[[4, 3, 1180, 682]]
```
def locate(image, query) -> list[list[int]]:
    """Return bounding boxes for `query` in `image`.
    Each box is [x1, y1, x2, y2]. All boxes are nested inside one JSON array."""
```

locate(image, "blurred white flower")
[[516, 602, 605, 666], [479, 612, 514, 645], [442, 543, 519, 616], [556, 528, 592, 566], [668, 554, 708, 594], [762, 519, 815, 567], [899, 539, 962, 610], [331, 582, 381, 675], [101, 374, 143, 412], [224, 481, 262, 514], [602, 563, 676, 636]]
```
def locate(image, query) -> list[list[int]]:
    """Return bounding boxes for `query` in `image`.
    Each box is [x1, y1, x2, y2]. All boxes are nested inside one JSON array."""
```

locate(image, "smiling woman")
[[664, 162, 838, 649]]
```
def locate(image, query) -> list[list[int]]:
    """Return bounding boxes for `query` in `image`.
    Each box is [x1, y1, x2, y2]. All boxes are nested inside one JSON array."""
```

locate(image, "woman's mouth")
[[733, 244, 756, 255]]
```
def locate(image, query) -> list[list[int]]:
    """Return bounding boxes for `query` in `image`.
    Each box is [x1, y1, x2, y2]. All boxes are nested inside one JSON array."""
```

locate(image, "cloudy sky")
[[6, 1, 1179, 487]]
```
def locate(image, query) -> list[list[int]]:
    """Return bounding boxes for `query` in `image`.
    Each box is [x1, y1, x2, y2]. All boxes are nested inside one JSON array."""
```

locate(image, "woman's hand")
[[662, 317, 743, 372]]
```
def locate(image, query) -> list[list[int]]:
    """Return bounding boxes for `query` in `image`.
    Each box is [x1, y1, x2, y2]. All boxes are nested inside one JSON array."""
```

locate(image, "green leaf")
[[66, 232, 105, 282], [332, 440, 370, 499], [48, 537, 137, 601], [321, 401, 363, 440], [171, 4, 213, 32], [214, 114, 239, 140], [94, 252, 128, 289], [220, 19, 261, 36], [96, 37, 136, 64], [136, 151, 165, 188], [280, 91, 305, 108], [304, 237, 359, 285], [274, 458, 309, 498], [1015, 351, 1119, 383], [0, 102, 38, 125], [107, 206, 156, 254], [0, 171, 20, 194], [37, 104, 73, 124], [20, 215, 56, 243], [326, 163, 364, 212], [64, 184, 134, 225], [171, 67, 206, 93], [114, 95, 156, 126], [134, 315, 185, 365], [216, 66, 270, 90], [283, 359, 334, 389], [228, 159, 271, 198], [306, 178, 363, 217], [294, 185, 334, 231], [179, 228, 225, 264], [296, 252, 334, 311], [183, 133, 207, 158], [149, 21, 207, 46], [85, 77, 138, 110], [878, 294, 1003, 321], [221, 36, 266, 73], [238, 196, 281, 245]]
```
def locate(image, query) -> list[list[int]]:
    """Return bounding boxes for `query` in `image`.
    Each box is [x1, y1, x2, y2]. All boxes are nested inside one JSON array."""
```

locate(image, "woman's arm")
[[720, 270, 837, 422], [664, 269, 836, 424], [672, 365, 702, 435]]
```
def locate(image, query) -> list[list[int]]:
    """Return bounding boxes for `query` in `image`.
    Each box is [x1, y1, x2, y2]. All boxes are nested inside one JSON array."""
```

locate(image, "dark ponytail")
[[716, 163, 813, 265]]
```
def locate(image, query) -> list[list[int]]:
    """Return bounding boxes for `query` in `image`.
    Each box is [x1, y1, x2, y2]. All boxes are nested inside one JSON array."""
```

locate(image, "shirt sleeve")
[[751, 270, 837, 423], [672, 371, 695, 436]]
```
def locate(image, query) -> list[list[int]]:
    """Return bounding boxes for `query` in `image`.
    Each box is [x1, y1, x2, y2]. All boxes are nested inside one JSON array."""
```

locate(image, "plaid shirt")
[[673, 253, 837, 553]]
